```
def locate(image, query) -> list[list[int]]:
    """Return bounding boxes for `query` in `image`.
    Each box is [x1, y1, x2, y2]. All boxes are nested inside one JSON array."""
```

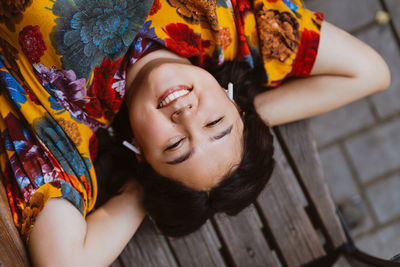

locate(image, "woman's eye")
[[166, 139, 183, 150], [206, 117, 223, 127]]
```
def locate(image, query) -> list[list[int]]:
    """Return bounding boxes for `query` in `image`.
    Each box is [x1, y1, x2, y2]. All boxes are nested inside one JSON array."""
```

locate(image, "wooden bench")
[[1, 120, 398, 266]]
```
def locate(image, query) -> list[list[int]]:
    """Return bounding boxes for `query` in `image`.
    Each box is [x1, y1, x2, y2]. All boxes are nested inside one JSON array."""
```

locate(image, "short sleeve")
[[253, 0, 324, 86]]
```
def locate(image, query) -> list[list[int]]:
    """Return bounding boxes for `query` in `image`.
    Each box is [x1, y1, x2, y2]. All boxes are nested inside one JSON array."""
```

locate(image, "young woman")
[[0, 0, 389, 266]]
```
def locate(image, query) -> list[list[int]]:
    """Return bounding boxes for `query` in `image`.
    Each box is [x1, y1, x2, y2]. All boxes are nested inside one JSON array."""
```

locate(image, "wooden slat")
[[214, 205, 280, 267], [0, 174, 30, 267], [274, 120, 347, 248], [118, 217, 177, 267], [168, 220, 226, 267], [273, 135, 308, 208], [257, 159, 326, 267]]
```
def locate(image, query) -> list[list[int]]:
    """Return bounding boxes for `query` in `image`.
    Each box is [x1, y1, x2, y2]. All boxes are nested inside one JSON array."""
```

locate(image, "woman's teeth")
[[158, 89, 191, 108]]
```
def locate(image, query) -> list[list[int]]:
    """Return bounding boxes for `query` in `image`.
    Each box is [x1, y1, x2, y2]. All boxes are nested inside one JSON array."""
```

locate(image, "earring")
[[227, 82, 234, 101], [122, 140, 141, 154]]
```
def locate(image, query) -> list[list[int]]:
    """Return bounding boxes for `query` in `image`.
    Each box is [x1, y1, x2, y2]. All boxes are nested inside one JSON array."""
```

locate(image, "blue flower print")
[[217, 0, 228, 8], [283, 0, 299, 13], [33, 113, 92, 185], [136, 20, 165, 44], [0, 70, 27, 108], [52, 0, 154, 79], [58, 180, 85, 214], [129, 20, 165, 65]]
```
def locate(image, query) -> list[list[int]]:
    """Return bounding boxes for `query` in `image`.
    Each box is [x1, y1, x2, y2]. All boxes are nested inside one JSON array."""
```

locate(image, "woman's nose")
[[171, 103, 194, 123]]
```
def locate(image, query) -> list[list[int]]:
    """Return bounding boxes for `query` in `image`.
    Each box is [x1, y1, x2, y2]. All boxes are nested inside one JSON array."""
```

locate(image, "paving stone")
[[304, 0, 381, 32], [356, 24, 400, 118], [310, 99, 375, 147], [355, 222, 400, 259], [345, 120, 400, 182], [319, 146, 358, 202], [366, 173, 400, 223], [384, 0, 400, 37]]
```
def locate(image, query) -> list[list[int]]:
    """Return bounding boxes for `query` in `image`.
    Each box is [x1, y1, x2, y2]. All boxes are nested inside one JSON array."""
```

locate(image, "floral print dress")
[[0, 0, 323, 243]]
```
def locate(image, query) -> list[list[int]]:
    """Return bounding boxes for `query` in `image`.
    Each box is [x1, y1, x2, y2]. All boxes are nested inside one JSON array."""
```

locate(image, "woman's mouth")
[[157, 85, 192, 109]]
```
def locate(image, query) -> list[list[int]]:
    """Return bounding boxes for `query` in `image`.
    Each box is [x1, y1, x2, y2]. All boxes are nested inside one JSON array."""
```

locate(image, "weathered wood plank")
[[273, 134, 308, 207], [168, 220, 226, 267], [257, 159, 326, 267], [118, 217, 177, 267], [0, 174, 30, 267], [274, 120, 347, 248], [214, 204, 280, 267]]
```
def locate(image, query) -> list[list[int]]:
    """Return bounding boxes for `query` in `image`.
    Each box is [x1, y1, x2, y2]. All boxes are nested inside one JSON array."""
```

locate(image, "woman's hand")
[[28, 179, 145, 267], [254, 21, 390, 127]]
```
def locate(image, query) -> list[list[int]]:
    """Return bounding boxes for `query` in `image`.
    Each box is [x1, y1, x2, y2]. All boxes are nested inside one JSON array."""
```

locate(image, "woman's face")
[[127, 56, 244, 190]]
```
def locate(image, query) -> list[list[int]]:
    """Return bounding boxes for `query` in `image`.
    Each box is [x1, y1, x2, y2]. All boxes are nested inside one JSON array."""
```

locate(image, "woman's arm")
[[254, 21, 391, 127], [28, 180, 145, 267]]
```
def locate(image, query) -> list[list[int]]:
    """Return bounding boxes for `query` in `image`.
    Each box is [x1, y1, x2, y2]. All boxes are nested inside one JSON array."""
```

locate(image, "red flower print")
[[289, 29, 320, 77], [23, 84, 40, 105], [314, 12, 324, 22], [237, 0, 252, 13], [85, 58, 124, 119], [163, 23, 210, 60], [230, 0, 251, 61], [18, 25, 46, 64], [312, 12, 324, 30], [149, 0, 161, 16], [89, 134, 98, 161]]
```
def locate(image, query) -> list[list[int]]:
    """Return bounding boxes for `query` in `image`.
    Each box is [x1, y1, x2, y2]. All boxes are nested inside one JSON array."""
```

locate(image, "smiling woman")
[[97, 57, 274, 237], [126, 49, 245, 190], [0, 0, 390, 265]]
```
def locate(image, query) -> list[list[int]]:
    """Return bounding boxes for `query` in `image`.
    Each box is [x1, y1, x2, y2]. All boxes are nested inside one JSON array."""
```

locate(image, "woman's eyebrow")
[[210, 124, 233, 141], [166, 149, 194, 165]]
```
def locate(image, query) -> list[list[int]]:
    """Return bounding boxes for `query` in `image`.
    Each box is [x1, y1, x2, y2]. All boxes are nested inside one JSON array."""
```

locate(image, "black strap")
[[338, 208, 400, 267]]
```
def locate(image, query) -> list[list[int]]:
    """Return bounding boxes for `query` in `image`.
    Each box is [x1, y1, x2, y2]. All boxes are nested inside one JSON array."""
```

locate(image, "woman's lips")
[[157, 85, 192, 108]]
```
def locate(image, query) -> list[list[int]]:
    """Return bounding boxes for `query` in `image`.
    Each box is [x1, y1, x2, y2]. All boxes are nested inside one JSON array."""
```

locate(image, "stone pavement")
[[304, 0, 400, 265]]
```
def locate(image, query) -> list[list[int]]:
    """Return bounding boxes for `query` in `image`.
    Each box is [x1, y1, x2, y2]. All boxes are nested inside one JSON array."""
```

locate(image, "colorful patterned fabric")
[[0, 0, 323, 243]]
